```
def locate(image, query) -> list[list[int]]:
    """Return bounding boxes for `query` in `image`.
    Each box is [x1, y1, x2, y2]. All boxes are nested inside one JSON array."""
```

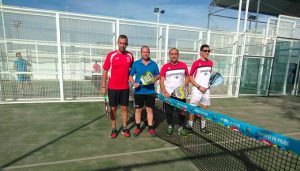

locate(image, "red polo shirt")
[[102, 50, 134, 90]]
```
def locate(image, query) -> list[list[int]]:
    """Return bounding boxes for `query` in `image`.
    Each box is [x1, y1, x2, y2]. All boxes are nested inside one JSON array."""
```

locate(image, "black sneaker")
[[201, 127, 211, 134], [186, 127, 193, 135]]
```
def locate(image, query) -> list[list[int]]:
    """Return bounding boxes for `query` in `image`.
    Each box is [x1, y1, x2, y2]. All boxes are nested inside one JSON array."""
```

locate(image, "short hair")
[[200, 44, 210, 51], [118, 34, 128, 41], [169, 48, 179, 54], [16, 52, 21, 56], [140, 45, 150, 52]]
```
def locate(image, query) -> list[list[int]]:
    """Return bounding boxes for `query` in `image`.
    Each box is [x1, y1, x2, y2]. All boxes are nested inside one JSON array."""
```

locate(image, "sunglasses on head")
[[202, 50, 211, 53]]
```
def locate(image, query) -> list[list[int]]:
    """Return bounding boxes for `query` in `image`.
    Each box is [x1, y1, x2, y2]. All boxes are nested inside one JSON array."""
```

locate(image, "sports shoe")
[[186, 127, 193, 135], [178, 127, 188, 136], [167, 125, 173, 135], [201, 127, 211, 134], [133, 128, 141, 137], [148, 128, 156, 137], [111, 129, 117, 138], [122, 129, 131, 137]]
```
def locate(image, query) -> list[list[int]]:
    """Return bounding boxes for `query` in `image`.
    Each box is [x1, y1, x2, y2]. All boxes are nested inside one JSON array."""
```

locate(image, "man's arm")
[[27, 60, 32, 67], [129, 75, 139, 88], [160, 77, 170, 97], [189, 75, 207, 93], [101, 70, 108, 95], [184, 75, 189, 86]]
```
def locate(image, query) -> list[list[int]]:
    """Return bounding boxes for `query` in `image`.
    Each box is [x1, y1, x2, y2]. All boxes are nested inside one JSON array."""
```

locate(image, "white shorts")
[[189, 87, 211, 106]]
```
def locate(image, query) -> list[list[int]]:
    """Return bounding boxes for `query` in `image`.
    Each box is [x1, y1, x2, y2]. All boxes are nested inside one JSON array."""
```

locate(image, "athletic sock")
[[201, 120, 206, 129], [188, 120, 194, 128], [136, 123, 141, 129]]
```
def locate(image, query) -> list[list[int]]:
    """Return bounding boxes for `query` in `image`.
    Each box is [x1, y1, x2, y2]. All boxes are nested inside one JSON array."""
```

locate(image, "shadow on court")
[[1, 114, 107, 169]]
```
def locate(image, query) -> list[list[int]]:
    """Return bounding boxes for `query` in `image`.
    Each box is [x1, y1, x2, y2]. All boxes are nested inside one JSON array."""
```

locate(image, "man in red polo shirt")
[[101, 35, 134, 138]]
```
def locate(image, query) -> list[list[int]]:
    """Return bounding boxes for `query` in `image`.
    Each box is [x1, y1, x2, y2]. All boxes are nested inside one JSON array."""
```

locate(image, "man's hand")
[[163, 92, 171, 98], [133, 82, 139, 88], [101, 87, 106, 96], [198, 86, 208, 93]]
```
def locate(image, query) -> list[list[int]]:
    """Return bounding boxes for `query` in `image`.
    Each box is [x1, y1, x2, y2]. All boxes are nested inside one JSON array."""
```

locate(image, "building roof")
[[213, 0, 300, 17]]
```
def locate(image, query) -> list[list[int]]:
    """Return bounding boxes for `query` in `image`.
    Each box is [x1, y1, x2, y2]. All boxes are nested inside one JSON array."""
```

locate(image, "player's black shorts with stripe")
[[108, 89, 129, 107], [134, 93, 156, 109]]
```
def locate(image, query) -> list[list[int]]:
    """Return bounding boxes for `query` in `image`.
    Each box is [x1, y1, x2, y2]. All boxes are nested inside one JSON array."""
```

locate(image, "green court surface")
[[0, 96, 299, 171]]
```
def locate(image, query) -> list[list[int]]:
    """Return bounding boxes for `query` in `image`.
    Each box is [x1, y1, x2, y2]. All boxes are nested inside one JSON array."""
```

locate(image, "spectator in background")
[[14, 52, 31, 94], [92, 61, 101, 90]]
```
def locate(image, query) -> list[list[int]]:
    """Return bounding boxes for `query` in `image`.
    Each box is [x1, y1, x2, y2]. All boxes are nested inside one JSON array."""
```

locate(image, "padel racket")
[[171, 85, 188, 99], [209, 72, 223, 86], [104, 94, 109, 117], [139, 71, 155, 85]]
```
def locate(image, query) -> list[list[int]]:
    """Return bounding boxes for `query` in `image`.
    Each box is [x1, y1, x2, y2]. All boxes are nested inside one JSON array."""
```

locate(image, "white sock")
[[188, 121, 194, 128], [178, 126, 183, 131], [201, 120, 206, 129]]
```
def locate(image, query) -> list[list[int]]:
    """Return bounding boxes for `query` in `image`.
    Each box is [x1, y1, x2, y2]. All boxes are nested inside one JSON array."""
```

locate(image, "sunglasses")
[[202, 50, 211, 53]]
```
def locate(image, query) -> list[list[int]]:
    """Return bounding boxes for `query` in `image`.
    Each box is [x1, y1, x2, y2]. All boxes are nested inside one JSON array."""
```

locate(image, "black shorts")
[[134, 93, 156, 109], [108, 89, 129, 107], [163, 97, 186, 114]]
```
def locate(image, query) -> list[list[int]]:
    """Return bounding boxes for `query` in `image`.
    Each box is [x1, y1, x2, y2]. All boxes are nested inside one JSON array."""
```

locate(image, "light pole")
[[13, 20, 21, 39], [154, 7, 165, 64]]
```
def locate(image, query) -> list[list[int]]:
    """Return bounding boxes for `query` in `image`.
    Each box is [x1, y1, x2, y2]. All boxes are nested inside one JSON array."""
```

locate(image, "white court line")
[[3, 147, 179, 170], [2, 138, 250, 170], [284, 132, 300, 136], [4, 133, 300, 170]]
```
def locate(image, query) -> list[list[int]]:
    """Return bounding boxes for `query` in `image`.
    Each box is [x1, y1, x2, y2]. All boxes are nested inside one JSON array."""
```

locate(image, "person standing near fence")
[[160, 48, 190, 136], [92, 61, 101, 90], [129, 45, 160, 137], [188, 44, 213, 134], [101, 35, 134, 138], [14, 52, 31, 95]]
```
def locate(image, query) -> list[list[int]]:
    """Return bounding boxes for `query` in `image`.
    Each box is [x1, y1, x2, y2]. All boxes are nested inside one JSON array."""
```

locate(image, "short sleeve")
[[102, 53, 111, 71]]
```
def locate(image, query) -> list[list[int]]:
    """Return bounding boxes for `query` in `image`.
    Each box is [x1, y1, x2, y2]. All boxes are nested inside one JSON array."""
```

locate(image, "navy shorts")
[[134, 93, 156, 109], [108, 89, 129, 107]]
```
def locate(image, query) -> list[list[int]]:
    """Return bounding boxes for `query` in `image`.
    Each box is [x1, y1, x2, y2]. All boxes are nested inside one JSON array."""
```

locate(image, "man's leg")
[[120, 89, 130, 137], [199, 91, 211, 133], [164, 102, 174, 135], [110, 106, 117, 129], [133, 94, 144, 137], [108, 89, 118, 138], [188, 87, 201, 130]]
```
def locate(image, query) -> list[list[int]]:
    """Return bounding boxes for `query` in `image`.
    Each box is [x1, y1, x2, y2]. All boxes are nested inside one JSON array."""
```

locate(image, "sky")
[[3, 0, 215, 28]]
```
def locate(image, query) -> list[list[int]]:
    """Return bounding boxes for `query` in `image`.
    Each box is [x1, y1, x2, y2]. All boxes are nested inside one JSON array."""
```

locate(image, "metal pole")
[[236, 0, 243, 32], [243, 0, 250, 32], [255, 0, 261, 31], [56, 12, 64, 101]]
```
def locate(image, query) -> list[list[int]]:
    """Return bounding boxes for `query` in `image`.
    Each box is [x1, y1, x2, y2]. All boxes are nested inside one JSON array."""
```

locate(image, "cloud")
[[4, 0, 211, 27]]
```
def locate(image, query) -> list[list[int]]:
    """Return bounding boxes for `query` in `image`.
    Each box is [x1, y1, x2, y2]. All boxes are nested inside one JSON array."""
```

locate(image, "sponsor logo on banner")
[[193, 108, 209, 117], [257, 132, 289, 146], [177, 102, 188, 111]]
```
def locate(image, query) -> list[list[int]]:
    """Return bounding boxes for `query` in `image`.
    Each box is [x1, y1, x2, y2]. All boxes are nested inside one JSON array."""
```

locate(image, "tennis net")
[[155, 94, 300, 171]]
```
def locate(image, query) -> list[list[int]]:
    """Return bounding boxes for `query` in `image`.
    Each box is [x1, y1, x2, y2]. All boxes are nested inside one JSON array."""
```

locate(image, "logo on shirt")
[[127, 56, 131, 63], [199, 63, 201, 66]]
